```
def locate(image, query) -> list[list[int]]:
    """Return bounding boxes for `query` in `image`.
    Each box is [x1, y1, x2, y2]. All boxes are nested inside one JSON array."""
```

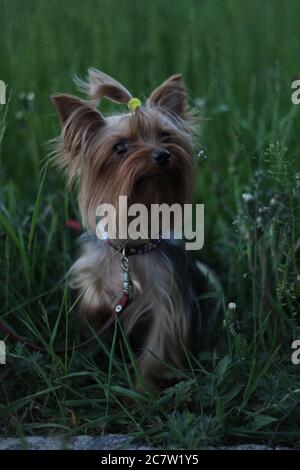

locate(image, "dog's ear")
[[51, 94, 105, 184], [52, 94, 105, 146], [148, 74, 188, 118], [52, 94, 82, 124], [52, 94, 104, 129]]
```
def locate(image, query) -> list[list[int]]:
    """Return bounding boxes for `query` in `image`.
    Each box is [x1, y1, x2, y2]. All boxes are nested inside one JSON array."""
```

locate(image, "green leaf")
[[214, 355, 231, 380], [28, 161, 49, 252], [110, 385, 148, 402], [251, 414, 278, 431], [220, 383, 244, 406]]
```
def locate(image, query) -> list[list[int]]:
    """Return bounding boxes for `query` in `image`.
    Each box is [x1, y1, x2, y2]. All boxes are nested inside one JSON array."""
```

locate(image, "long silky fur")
[[52, 69, 204, 387], [69, 233, 202, 384]]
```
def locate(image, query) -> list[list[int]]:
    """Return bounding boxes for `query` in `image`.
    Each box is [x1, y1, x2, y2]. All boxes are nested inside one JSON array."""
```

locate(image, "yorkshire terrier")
[[52, 69, 216, 388]]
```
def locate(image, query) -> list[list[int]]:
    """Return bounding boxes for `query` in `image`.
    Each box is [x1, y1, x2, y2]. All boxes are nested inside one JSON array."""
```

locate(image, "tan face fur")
[[52, 70, 196, 232]]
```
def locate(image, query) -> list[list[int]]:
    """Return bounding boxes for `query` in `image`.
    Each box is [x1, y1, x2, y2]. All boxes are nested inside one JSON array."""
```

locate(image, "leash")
[[113, 247, 133, 314], [0, 224, 161, 353]]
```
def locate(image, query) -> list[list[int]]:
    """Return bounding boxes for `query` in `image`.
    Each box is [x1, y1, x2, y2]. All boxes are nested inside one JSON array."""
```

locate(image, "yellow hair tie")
[[128, 97, 141, 112]]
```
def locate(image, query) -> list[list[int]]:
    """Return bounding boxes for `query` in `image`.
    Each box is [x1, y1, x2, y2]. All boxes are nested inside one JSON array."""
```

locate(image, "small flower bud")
[[228, 302, 237, 312]]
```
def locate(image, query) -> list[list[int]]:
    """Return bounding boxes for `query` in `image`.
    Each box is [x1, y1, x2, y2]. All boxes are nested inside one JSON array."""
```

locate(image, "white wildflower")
[[258, 206, 269, 214], [256, 216, 263, 227], [27, 92, 35, 101], [197, 149, 207, 162], [228, 302, 237, 312], [242, 193, 254, 202], [270, 197, 278, 207]]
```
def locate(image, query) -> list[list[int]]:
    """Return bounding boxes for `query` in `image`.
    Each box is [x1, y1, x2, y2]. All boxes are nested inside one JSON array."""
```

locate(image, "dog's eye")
[[159, 131, 172, 143], [114, 140, 129, 156]]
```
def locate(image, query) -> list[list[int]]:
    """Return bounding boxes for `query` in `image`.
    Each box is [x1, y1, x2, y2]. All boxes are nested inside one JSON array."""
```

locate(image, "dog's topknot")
[[75, 68, 132, 107]]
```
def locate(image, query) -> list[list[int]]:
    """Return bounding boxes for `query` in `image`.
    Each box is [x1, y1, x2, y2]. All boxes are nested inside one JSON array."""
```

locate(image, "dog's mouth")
[[129, 169, 182, 207], [136, 172, 161, 185], [136, 166, 173, 185]]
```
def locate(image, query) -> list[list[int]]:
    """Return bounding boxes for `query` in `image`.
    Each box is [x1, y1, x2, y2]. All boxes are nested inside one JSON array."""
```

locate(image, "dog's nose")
[[152, 149, 171, 166]]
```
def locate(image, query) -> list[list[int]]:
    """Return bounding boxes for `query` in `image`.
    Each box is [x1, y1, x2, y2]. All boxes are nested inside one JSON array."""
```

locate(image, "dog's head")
[[52, 69, 197, 230]]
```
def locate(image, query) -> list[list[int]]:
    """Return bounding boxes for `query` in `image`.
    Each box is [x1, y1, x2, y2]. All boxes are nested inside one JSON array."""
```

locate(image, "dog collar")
[[96, 217, 162, 255], [107, 238, 161, 256], [67, 220, 163, 321]]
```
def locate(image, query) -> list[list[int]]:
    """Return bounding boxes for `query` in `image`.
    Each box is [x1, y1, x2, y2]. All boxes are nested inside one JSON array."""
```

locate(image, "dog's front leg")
[[136, 307, 186, 389]]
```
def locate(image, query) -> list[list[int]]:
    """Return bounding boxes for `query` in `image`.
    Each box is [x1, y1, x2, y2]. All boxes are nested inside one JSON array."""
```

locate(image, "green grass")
[[1, 0, 300, 448]]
